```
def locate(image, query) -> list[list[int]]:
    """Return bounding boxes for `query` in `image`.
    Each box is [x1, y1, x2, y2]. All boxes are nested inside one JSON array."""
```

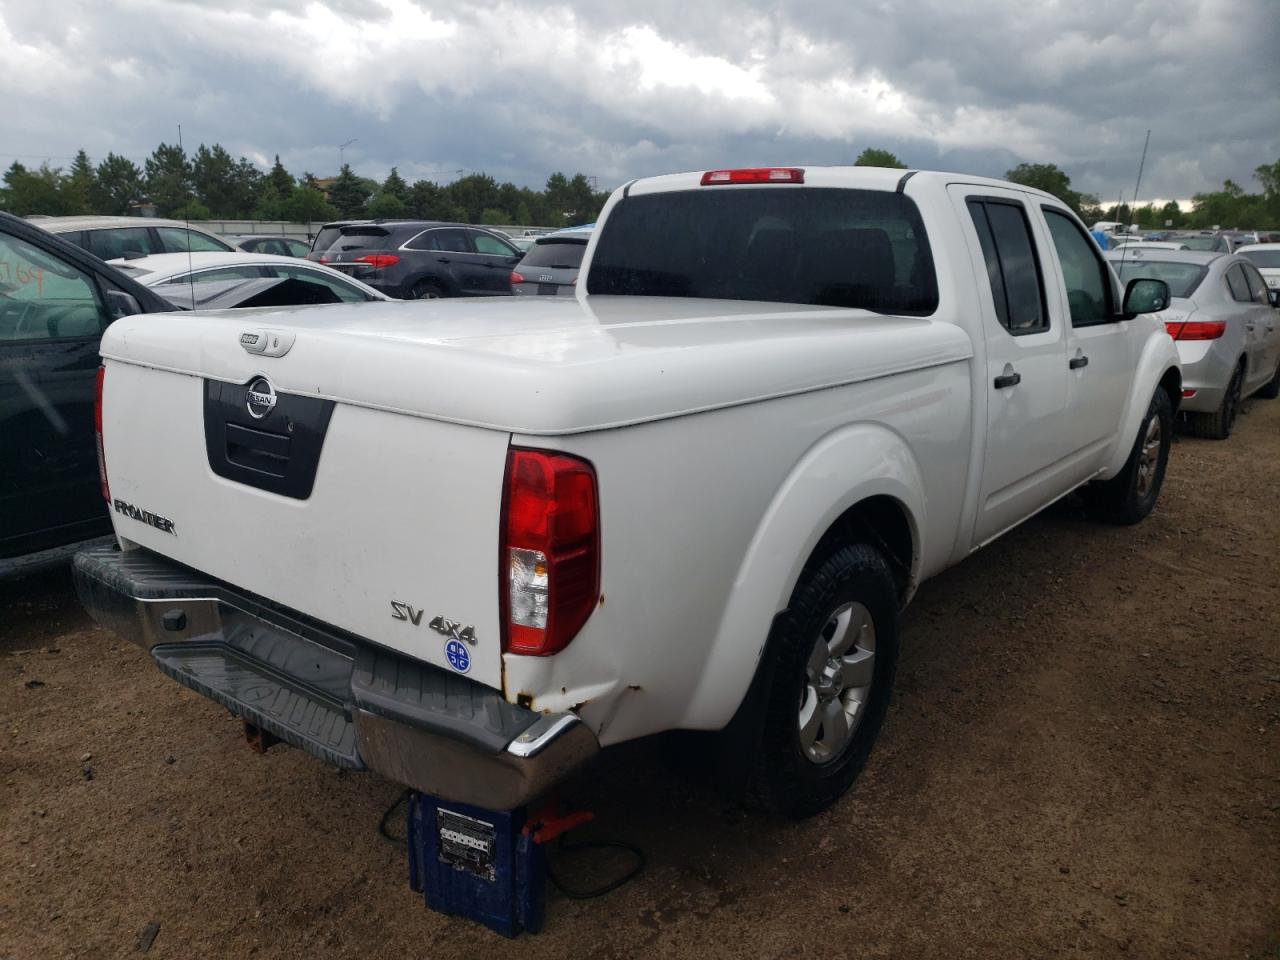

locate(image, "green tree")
[[269, 155, 293, 197], [284, 186, 338, 224], [479, 207, 509, 225], [63, 149, 96, 215], [253, 182, 288, 220], [382, 167, 410, 203], [144, 142, 192, 217], [1005, 162, 1096, 218], [192, 143, 238, 216], [93, 153, 145, 215], [407, 179, 450, 219], [447, 173, 501, 223], [327, 164, 370, 217], [367, 191, 407, 218], [1, 161, 69, 215], [1157, 200, 1184, 229], [171, 198, 212, 221], [512, 200, 532, 226], [854, 147, 906, 168]]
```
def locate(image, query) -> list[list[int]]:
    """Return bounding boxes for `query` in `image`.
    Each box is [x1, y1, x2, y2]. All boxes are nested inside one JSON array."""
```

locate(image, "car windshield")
[[1111, 259, 1208, 299], [587, 187, 938, 315], [1238, 249, 1280, 269], [518, 239, 588, 270]]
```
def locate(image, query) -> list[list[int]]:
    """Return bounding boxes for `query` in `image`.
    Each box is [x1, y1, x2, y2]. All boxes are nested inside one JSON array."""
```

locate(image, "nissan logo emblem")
[[245, 377, 277, 419]]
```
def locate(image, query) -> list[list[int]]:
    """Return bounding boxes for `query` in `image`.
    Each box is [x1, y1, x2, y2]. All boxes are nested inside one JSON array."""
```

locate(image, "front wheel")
[[1084, 387, 1173, 525], [748, 543, 899, 819]]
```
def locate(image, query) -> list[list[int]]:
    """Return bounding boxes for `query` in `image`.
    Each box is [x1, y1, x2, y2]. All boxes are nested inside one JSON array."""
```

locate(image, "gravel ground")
[[3, 400, 1278, 960]]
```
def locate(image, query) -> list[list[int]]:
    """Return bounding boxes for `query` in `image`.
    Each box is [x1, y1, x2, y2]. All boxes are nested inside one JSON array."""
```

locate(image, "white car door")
[[949, 185, 1073, 545], [1039, 205, 1137, 484], [1225, 263, 1272, 394], [1240, 261, 1280, 385]]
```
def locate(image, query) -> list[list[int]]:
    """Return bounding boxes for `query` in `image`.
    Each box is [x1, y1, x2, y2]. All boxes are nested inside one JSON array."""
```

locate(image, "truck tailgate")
[[99, 358, 509, 691]]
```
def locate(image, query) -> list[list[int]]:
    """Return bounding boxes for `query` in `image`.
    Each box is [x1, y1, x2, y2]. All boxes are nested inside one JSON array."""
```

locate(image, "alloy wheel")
[[798, 601, 876, 764]]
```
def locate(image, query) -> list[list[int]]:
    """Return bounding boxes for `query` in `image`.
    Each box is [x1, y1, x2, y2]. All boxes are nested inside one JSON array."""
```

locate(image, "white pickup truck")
[[75, 167, 1180, 818]]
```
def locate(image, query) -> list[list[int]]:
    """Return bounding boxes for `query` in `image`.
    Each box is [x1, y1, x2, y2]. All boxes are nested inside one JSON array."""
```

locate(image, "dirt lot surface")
[[3, 401, 1278, 960]]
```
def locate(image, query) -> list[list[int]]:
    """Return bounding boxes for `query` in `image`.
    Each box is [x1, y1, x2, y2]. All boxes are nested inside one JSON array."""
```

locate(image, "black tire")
[[1188, 363, 1243, 439], [1084, 387, 1173, 525], [1256, 362, 1280, 400], [408, 280, 444, 300], [747, 543, 899, 819]]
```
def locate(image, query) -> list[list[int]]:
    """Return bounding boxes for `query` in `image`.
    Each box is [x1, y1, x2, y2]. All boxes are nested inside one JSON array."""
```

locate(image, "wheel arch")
[[679, 422, 925, 732], [1101, 330, 1183, 478]]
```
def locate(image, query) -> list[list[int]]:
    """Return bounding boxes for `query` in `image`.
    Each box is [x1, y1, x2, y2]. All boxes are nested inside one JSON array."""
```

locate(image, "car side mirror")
[[1269, 289, 1280, 308], [106, 289, 143, 320], [1123, 277, 1170, 316]]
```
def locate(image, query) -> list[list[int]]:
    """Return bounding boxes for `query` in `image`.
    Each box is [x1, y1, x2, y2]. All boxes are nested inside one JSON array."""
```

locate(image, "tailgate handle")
[[225, 422, 291, 477]]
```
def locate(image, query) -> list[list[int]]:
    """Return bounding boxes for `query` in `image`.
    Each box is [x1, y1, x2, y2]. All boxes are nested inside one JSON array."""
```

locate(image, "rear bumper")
[[72, 543, 597, 809]]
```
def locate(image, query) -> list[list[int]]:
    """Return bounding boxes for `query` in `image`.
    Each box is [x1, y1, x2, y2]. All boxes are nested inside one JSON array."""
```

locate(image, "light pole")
[[339, 138, 358, 171]]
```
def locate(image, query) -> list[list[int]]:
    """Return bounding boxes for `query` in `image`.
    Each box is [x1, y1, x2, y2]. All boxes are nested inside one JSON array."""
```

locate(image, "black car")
[[316, 221, 522, 299], [0, 212, 173, 566]]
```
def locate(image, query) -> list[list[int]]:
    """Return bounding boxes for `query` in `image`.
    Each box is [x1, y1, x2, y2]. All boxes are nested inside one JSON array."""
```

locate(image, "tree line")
[[3, 142, 1277, 231], [0, 143, 611, 227]]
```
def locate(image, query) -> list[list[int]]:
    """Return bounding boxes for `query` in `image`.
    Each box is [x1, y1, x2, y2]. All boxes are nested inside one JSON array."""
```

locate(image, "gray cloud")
[[0, 0, 1276, 204]]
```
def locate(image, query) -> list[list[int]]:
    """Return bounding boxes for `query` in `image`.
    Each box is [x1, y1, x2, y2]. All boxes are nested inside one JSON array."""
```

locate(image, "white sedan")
[[106, 251, 388, 304]]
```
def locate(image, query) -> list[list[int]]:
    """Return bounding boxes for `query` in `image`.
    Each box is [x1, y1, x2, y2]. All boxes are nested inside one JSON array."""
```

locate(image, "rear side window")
[[1043, 209, 1114, 325], [518, 239, 588, 270], [967, 199, 1047, 333], [1224, 264, 1252, 302], [406, 228, 469, 252], [1240, 263, 1269, 303], [85, 227, 160, 260], [156, 226, 232, 253], [586, 187, 938, 315], [268, 265, 374, 303]]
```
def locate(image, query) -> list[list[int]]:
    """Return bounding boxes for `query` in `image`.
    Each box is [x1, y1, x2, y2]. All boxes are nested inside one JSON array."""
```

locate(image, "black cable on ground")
[[546, 836, 646, 900], [378, 789, 411, 849]]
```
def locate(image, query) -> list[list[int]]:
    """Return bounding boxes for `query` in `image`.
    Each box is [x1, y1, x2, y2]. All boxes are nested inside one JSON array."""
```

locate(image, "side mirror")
[[106, 289, 143, 320], [1123, 277, 1170, 316], [1269, 289, 1280, 309]]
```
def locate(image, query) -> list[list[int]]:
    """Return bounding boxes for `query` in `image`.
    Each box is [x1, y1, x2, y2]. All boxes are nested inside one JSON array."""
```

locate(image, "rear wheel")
[[1256, 362, 1280, 400], [748, 543, 899, 819], [408, 280, 444, 300], [1188, 362, 1243, 439], [1084, 387, 1172, 525]]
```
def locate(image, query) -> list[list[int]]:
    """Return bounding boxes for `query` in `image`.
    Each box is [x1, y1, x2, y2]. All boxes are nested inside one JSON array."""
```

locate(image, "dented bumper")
[[72, 543, 597, 809]]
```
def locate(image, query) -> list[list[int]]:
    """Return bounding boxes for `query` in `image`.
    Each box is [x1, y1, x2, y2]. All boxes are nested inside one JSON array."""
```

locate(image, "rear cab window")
[[586, 187, 938, 315], [966, 199, 1048, 333]]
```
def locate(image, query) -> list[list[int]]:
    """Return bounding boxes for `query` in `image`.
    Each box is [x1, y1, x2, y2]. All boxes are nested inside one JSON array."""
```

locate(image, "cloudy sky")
[[1, 0, 1277, 204]]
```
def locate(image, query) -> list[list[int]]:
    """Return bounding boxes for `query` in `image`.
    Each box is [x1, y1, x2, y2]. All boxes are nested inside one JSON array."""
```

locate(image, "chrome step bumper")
[[72, 543, 597, 809]]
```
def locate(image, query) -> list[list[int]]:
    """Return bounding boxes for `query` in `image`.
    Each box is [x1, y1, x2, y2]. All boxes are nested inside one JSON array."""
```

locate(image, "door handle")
[[1069, 355, 1089, 370], [993, 371, 1021, 389], [437, 257, 451, 264]]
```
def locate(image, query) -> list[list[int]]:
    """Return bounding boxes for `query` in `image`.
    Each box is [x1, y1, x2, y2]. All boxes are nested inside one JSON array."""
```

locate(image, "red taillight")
[[317, 255, 329, 264], [510, 271, 525, 285], [700, 167, 805, 186], [500, 449, 599, 656], [354, 254, 399, 269], [94, 365, 109, 502], [1181, 389, 1197, 399], [1165, 320, 1226, 340]]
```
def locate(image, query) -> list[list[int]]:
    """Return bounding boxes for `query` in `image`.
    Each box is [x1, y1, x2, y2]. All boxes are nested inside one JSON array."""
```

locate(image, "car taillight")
[[317, 255, 329, 264], [511, 271, 525, 285], [1165, 320, 1226, 340], [700, 167, 805, 185], [354, 254, 399, 269], [94, 365, 109, 502], [500, 448, 599, 656]]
